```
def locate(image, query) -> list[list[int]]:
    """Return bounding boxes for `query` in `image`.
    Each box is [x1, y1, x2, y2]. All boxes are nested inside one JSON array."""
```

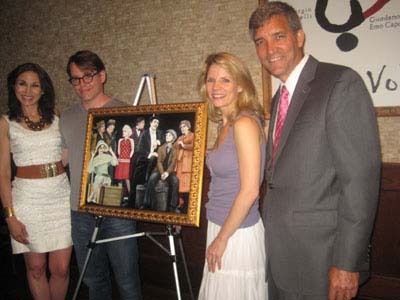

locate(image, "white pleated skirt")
[[198, 218, 268, 300]]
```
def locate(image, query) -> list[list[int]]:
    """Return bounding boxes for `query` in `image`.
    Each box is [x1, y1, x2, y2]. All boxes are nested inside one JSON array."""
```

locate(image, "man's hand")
[[148, 152, 158, 159], [152, 140, 161, 148], [161, 172, 169, 180], [329, 266, 359, 300]]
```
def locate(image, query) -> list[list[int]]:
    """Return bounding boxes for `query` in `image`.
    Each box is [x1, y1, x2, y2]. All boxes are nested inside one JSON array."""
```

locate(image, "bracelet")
[[3, 207, 15, 218]]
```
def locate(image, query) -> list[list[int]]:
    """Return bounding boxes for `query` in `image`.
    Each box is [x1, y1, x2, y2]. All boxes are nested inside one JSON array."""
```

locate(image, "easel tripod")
[[72, 74, 194, 300]]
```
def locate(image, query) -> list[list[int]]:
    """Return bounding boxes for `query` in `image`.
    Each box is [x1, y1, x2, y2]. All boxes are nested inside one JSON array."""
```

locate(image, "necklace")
[[23, 114, 46, 131]]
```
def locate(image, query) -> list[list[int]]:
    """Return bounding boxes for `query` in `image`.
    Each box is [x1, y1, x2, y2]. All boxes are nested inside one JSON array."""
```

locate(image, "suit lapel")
[[273, 56, 319, 165]]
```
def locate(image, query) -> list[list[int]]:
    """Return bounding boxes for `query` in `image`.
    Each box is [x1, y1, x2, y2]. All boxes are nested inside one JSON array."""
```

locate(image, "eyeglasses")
[[68, 71, 99, 86]]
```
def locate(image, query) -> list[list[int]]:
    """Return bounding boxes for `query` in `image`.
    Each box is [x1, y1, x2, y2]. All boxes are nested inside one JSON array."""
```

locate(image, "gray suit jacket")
[[263, 56, 381, 295]]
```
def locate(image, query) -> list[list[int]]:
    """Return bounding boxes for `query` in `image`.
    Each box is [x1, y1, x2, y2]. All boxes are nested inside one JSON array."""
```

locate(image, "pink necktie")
[[273, 85, 289, 161]]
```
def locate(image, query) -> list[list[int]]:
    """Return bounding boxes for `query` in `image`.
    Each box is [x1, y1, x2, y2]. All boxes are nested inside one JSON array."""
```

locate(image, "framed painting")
[[78, 102, 208, 227]]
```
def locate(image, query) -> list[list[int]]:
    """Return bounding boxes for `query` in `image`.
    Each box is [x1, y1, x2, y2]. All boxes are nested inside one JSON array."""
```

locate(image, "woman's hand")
[[6, 217, 29, 244], [206, 235, 228, 273]]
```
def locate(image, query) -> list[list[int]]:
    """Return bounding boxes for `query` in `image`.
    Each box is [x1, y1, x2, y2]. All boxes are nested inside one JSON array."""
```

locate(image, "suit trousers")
[[268, 264, 327, 300]]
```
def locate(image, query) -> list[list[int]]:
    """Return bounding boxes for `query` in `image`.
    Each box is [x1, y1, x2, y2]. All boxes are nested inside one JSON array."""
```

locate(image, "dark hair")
[[7, 63, 55, 123], [66, 50, 105, 78], [249, 1, 302, 40], [106, 119, 116, 127], [136, 117, 145, 124], [149, 115, 160, 122]]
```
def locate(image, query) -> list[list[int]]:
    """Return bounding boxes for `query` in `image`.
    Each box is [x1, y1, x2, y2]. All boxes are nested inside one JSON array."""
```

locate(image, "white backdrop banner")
[[272, 0, 400, 107]]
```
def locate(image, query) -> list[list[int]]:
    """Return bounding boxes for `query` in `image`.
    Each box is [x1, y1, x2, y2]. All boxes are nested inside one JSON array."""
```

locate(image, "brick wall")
[[0, 0, 398, 162]]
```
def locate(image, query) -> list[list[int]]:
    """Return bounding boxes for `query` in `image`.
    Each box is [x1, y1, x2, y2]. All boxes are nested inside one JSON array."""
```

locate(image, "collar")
[[279, 54, 309, 103]]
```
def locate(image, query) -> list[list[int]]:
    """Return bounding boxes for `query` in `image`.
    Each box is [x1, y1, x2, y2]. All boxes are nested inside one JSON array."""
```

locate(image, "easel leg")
[[72, 215, 103, 300], [177, 232, 195, 300], [140, 225, 196, 299], [167, 225, 182, 300]]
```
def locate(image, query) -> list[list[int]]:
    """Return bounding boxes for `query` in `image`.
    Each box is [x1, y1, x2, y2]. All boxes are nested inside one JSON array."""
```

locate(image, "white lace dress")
[[6, 115, 72, 254]]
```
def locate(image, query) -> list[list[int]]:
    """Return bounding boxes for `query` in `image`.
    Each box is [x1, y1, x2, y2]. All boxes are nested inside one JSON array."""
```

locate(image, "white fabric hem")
[[198, 218, 268, 300]]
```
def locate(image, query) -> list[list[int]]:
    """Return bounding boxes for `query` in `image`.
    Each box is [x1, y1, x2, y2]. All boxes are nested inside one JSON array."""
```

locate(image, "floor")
[[0, 252, 186, 300], [0, 187, 201, 300], [1, 222, 377, 300], [0, 221, 190, 300], [1, 252, 373, 300]]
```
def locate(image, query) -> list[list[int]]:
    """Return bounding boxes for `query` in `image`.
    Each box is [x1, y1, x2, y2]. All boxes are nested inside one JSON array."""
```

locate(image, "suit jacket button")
[[268, 183, 274, 189]]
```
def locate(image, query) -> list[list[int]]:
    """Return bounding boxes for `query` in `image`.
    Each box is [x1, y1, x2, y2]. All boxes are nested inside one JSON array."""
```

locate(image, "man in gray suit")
[[249, 2, 381, 300]]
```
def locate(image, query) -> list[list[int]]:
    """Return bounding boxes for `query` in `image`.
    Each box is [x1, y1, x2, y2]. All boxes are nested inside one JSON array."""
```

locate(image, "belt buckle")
[[42, 163, 58, 178]]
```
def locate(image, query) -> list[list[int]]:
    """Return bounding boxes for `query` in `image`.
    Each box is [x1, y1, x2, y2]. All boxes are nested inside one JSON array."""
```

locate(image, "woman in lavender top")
[[197, 52, 267, 300]]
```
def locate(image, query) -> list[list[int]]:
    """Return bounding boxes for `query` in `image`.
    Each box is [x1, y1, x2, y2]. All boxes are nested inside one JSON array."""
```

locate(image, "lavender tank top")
[[206, 114, 266, 228]]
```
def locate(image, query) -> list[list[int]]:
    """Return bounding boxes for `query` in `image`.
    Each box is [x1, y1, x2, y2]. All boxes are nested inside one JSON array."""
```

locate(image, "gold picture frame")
[[79, 102, 208, 227]]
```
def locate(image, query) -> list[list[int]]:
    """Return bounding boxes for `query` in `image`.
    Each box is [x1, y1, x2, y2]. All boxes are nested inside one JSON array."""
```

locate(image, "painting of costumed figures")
[[87, 140, 119, 204], [174, 120, 194, 213], [79, 103, 207, 227]]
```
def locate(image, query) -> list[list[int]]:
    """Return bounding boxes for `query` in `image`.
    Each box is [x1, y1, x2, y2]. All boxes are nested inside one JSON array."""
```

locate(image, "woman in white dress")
[[197, 53, 267, 299], [0, 63, 72, 300]]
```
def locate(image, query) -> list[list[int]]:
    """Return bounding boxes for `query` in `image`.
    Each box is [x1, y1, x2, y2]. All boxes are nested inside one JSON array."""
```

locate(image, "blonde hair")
[[198, 52, 263, 124], [122, 124, 132, 137]]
